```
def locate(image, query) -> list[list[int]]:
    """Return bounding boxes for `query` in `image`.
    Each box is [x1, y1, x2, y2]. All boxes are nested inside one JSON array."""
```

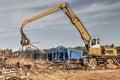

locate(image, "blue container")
[[67, 49, 87, 59], [50, 48, 87, 61]]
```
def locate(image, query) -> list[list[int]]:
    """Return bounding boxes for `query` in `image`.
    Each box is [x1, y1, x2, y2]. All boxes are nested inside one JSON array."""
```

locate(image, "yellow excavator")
[[20, 3, 119, 67]]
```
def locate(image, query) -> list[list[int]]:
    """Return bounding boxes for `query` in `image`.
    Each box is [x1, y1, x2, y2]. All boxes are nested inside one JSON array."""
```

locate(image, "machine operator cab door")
[[89, 37, 102, 56], [90, 38, 100, 48]]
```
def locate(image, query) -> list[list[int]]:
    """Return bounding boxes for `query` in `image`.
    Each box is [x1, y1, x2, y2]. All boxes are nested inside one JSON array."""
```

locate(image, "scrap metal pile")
[[0, 49, 31, 80], [0, 48, 119, 80]]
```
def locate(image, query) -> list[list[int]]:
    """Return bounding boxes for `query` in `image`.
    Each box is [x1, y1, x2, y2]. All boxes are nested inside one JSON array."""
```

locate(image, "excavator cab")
[[90, 38, 100, 48], [89, 38, 102, 56]]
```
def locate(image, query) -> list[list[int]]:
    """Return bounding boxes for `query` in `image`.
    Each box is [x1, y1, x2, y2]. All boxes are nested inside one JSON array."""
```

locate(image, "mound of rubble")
[[0, 49, 120, 80]]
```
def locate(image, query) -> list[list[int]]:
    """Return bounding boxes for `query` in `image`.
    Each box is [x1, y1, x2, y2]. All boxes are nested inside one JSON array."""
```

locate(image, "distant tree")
[[56, 45, 65, 48], [110, 43, 114, 48], [104, 45, 109, 48], [70, 46, 87, 52]]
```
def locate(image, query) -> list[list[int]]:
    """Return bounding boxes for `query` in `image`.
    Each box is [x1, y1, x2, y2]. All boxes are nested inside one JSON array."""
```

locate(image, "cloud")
[[75, 1, 120, 16], [0, 0, 72, 31], [77, 1, 120, 14], [0, 0, 73, 49], [73, 1, 120, 28]]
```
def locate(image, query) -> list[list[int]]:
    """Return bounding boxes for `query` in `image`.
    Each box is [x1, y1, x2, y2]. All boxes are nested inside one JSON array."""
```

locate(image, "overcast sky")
[[0, 0, 120, 50]]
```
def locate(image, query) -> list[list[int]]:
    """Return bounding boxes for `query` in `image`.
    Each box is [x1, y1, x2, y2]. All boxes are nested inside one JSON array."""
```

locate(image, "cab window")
[[91, 39, 96, 46]]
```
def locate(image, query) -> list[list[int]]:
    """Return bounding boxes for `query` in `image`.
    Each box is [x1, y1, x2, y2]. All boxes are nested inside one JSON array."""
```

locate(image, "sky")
[[0, 0, 120, 50]]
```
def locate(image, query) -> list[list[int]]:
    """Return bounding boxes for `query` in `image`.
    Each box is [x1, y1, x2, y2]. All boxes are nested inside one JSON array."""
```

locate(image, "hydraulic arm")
[[20, 3, 91, 49]]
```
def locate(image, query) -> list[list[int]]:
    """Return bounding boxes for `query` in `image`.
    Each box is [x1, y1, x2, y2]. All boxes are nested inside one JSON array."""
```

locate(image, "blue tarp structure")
[[50, 48, 87, 61]]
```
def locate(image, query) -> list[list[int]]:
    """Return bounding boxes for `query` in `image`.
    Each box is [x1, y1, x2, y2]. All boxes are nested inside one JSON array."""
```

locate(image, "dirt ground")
[[26, 69, 120, 80]]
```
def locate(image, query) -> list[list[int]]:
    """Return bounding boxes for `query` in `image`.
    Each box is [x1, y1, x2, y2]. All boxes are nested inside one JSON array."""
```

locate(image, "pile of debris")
[[0, 48, 120, 80]]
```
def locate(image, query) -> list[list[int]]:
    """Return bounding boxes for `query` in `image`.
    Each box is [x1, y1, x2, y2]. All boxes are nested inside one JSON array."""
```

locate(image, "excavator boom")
[[21, 3, 91, 47], [21, 3, 67, 30]]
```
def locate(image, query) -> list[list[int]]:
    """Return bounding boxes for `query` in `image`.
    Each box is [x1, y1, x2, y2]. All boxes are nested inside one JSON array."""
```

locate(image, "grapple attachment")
[[20, 30, 30, 46]]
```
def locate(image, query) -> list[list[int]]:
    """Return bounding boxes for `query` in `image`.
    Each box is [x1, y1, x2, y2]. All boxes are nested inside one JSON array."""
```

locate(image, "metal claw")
[[20, 30, 30, 46]]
